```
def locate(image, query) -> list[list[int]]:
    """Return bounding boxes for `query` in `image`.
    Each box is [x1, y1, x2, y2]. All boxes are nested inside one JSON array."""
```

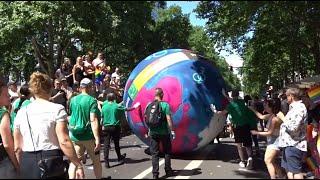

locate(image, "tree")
[[0, 1, 155, 80], [196, 1, 320, 95], [0, 1, 109, 78], [151, 5, 192, 51], [188, 26, 241, 90]]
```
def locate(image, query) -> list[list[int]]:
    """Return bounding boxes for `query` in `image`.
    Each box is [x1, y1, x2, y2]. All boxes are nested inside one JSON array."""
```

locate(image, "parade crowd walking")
[[0, 51, 319, 179]]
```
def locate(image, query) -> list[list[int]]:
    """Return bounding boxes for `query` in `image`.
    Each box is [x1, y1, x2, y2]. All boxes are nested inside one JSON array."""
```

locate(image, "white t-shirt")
[[83, 61, 93, 68], [55, 68, 65, 80], [14, 100, 68, 152], [8, 89, 19, 100], [111, 72, 120, 79], [92, 58, 103, 67]]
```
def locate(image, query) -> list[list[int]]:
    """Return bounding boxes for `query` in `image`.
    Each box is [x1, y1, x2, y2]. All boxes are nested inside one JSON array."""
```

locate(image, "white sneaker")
[[239, 161, 246, 168], [246, 157, 253, 170]]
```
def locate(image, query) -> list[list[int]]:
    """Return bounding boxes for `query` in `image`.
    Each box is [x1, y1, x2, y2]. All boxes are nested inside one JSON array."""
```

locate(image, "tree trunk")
[[31, 37, 49, 75], [47, 18, 55, 78], [313, 37, 320, 74]]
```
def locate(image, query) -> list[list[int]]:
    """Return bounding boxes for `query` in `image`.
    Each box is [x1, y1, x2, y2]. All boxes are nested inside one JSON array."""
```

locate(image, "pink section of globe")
[[127, 76, 199, 153]]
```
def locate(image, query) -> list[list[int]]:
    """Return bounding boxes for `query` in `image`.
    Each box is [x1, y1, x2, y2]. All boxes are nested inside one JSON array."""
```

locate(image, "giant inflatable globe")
[[123, 49, 229, 154]]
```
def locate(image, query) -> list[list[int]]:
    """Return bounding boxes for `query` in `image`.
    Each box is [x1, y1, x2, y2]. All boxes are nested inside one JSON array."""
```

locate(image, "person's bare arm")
[[216, 110, 228, 116], [13, 128, 22, 164], [49, 91, 63, 101], [55, 121, 84, 179], [276, 111, 286, 122], [166, 114, 174, 131], [249, 106, 271, 120], [72, 65, 77, 83], [251, 117, 278, 136], [97, 101, 103, 111], [90, 113, 100, 152], [125, 102, 140, 111], [0, 112, 19, 171], [210, 104, 228, 115]]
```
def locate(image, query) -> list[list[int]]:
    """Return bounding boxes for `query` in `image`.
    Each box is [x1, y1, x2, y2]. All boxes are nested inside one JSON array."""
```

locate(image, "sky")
[[166, 1, 207, 27], [166, 1, 243, 76]]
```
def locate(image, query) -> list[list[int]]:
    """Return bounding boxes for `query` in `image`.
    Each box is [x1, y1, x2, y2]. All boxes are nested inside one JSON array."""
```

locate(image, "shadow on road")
[[120, 144, 144, 149], [123, 157, 150, 164], [172, 143, 239, 161], [234, 168, 269, 179], [160, 168, 202, 179], [107, 157, 150, 164]]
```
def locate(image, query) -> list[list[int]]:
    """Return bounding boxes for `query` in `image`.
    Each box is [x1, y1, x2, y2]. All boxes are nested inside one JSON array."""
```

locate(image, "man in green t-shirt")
[[68, 78, 102, 179], [101, 93, 140, 168], [144, 88, 174, 179], [216, 90, 254, 170]]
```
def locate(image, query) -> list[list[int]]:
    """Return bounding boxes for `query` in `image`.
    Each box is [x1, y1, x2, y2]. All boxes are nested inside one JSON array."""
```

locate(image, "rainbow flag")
[[95, 69, 105, 85], [306, 157, 317, 171], [308, 85, 320, 104]]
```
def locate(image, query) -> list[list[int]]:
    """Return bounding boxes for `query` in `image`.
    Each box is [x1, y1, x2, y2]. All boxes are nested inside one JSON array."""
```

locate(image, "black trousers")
[[251, 125, 259, 148], [103, 125, 121, 162], [150, 134, 172, 176]]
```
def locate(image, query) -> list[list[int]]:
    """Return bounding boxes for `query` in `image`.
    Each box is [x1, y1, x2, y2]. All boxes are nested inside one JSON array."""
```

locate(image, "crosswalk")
[[82, 135, 269, 179]]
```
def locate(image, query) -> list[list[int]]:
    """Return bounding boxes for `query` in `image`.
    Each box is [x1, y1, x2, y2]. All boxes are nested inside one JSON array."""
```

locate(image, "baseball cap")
[[80, 78, 92, 88]]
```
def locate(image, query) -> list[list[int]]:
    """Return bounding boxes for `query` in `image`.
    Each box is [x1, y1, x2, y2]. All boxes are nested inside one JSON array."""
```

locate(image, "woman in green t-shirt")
[[0, 78, 19, 177], [10, 84, 31, 131]]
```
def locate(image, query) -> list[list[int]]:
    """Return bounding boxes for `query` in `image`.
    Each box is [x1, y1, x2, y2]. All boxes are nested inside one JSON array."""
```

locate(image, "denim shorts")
[[281, 146, 306, 174]]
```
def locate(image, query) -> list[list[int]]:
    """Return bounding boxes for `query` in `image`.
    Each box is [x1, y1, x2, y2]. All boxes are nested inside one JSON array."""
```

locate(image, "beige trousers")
[[68, 139, 102, 179]]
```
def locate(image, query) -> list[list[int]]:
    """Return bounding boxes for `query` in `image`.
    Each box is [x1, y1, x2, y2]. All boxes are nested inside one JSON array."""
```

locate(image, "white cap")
[[111, 73, 117, 78], [80, 78, 92, 88]]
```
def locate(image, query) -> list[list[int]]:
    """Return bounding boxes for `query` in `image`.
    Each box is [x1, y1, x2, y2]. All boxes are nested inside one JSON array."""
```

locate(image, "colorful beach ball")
[[123, 49, 229, 154]]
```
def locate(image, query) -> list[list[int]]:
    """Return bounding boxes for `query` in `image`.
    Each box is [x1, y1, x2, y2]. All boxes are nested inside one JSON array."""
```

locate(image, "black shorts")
[[233, 124, 252, 147], [281, 146, 307, 174]]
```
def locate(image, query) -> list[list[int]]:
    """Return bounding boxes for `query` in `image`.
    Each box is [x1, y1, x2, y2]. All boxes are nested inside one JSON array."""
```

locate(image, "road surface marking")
[[174, 160, 203, 179], [133, 159, 165, 179]]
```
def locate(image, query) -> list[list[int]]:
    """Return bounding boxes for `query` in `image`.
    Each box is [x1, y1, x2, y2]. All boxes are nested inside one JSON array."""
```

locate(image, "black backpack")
[[144, 100, 165, 128]]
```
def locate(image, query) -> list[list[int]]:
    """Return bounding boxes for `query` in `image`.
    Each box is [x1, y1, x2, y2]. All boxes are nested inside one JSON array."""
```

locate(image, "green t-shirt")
[[0, 107, 8, 143], [101, 101, 126, 126], [226, 99, 253, 127], [10, 98, 31, 131], [149, 101, 171, 136], [246, 108, 258, 129], [69, 93, 100, 141]]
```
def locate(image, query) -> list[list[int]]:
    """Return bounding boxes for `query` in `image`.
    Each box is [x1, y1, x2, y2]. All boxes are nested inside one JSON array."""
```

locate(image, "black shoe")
[[153, 175, 159, 179], [82, 154, 87, 164], [101, 176, 112, 179], [118, 153, 126, 164], [165, 169, 173, 176], [105, 162, 110, 169]]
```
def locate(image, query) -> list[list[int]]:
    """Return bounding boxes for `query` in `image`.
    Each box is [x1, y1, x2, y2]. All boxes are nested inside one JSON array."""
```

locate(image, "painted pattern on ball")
[[123, 49, 229, 154]]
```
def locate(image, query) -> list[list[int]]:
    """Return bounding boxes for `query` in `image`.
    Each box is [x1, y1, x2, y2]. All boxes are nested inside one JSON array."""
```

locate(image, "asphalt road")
[[82, 133, 270, 179]]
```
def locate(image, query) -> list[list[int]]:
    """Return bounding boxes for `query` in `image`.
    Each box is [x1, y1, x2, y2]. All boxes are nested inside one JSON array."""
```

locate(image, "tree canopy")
[[0, 1, 240, 90], [196, 1, 320, 95]]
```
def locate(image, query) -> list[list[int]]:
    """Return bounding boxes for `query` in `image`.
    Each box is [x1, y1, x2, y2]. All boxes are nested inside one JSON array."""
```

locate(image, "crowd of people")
[[53, 51, 125, 110], [0, 50, 176, 179], [218, 88, 320, 179], [0, 50, 320, 179]]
